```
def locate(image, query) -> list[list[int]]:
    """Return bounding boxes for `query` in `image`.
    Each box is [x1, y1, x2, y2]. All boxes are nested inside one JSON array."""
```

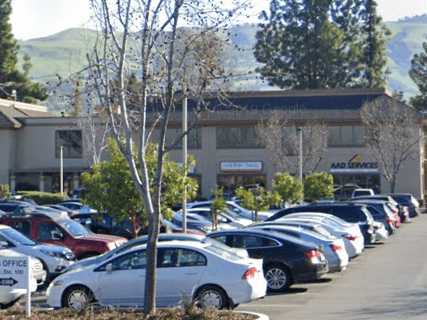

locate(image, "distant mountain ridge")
[[17, 17, 427, 109]]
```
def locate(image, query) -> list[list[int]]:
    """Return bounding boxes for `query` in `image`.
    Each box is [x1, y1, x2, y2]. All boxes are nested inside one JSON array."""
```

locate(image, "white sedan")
[[47, 240, 266, 310]]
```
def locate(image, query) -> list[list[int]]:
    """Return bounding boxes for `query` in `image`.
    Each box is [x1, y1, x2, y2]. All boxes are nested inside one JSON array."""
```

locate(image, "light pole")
[[297, 127, 303, 183], [182, 90, 188, 233], [60, 146, 64, 196]]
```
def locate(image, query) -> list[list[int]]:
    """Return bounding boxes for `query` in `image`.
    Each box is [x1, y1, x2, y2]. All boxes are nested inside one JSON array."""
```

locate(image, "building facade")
[[0, 89, 425, 199]]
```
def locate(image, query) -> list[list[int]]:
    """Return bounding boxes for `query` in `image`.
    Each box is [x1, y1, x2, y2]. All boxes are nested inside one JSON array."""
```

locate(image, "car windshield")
[[2, 228, 36, 246], [58, 219, 90, 237]]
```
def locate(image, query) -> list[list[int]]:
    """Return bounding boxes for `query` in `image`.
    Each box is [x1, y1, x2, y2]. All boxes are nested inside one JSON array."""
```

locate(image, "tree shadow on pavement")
[[332, 288, 427, 319]]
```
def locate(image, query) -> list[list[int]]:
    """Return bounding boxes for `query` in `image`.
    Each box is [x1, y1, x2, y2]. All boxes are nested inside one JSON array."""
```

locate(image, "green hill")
[[18, 17, 427, 101]]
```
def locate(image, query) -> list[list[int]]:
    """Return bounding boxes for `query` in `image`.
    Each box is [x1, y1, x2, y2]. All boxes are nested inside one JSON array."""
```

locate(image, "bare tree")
[[361, 97, 420, 193], [87, 0, 247, 313], [256, 111, 329, 175], [77, 112, 110, 166]]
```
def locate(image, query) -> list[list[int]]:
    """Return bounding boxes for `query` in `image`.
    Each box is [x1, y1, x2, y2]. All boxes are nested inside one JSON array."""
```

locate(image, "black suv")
[[266, 203, 376, 244]]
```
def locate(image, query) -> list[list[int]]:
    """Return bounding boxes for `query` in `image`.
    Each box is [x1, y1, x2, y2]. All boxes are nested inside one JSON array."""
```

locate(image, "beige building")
[[0, 89, 425, 199]]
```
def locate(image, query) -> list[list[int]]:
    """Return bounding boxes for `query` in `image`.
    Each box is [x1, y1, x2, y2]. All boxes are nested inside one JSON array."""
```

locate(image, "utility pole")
[[182, 89, 188, 233], [60, 146, 64, 196], [297, 127, 303, 183]]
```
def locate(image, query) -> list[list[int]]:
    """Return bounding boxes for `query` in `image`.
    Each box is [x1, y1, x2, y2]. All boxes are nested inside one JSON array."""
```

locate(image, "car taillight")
[[242, 267, 257, 280], [386, 218, 392, 224], [345, 234, 357, 241], [305, 249, 322, 264], [330, 243, 342, 252]]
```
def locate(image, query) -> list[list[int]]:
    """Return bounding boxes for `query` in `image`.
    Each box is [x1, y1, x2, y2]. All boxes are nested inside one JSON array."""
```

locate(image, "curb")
[[237, 311, 269, 320]]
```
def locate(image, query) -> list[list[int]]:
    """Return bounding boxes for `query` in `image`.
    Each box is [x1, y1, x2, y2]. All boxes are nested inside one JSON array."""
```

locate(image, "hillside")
[[18, 16, 427, 107]]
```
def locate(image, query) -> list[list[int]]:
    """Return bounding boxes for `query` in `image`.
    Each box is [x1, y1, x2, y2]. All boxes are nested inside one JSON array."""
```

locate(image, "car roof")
[[208, 228, 316, 248]]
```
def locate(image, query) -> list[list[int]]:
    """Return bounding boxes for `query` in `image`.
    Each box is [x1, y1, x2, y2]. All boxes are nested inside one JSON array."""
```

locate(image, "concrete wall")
[[0, 129, 15, 185], [14, 122, 90, 172], [168, 126, 424, 199]]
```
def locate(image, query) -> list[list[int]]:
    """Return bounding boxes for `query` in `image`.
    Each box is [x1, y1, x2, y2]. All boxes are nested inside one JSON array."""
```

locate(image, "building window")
[[167, 127, 201, 149], [216, 127, 263, 149], [217, 174, 266, 195], [55, 130, 83, 158], [328, 126, 365, 147]]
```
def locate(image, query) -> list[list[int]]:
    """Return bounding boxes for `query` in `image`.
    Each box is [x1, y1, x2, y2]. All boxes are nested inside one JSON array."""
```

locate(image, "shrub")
[[304, 172, 334, 202], [2, 307, 256, 320], [272, 172, 303, 204], [16, 191, 66, 205], [0, 184, 10, 200]]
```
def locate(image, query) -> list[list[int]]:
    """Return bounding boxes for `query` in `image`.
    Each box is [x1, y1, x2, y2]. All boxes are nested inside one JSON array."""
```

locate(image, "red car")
[[0, 211, 127, 259]]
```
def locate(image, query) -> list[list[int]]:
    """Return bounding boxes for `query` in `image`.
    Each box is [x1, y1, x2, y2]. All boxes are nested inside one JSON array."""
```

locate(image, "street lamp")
[[182, 89, 188, 233], [297, 127, 303, 182], [60, 146, 64, 196]]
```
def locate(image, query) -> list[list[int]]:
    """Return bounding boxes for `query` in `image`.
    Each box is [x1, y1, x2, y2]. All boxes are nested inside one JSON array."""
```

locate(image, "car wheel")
[[0, 297, 21, 309], [265, 264, 292, 292], [63, 286, 94, 311], [195, 285, 229, 309]]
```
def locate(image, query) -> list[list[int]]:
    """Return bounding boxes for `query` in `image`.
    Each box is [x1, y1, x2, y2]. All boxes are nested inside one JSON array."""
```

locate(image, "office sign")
[[220, 161, 263, 172], [330, 154, 378, 173], [0, 256, 35, 317]]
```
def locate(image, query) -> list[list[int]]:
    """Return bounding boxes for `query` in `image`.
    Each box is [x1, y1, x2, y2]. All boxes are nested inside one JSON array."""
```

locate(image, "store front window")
[[332, 173, 381, 200], [217, 174, 266, 197]]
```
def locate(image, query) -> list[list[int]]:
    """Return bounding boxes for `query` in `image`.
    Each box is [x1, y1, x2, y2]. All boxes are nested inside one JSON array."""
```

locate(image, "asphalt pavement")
[[238, 213, 427, 320]]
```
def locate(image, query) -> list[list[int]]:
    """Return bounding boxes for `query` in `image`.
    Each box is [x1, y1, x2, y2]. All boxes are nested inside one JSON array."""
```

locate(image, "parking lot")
[[238, 213, 427, 320]]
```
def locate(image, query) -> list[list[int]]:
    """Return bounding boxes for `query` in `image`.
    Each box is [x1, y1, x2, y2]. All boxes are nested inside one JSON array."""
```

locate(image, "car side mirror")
[[106, 263, 113, 274], [51, 230, 64, 240]]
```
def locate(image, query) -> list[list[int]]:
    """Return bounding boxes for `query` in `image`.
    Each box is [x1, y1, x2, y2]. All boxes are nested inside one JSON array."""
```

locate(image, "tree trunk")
[[390, 176, 397, 193], [144, 213, 160, 314]]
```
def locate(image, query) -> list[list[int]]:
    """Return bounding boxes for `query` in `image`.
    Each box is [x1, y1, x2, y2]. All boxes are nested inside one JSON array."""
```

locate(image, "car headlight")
[[107, 242, 117, 251], [41, 249, 64, 258], [65, 252, 75, 260]]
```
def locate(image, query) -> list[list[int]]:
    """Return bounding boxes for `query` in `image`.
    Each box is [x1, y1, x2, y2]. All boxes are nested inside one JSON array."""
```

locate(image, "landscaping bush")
[[1, 307, 256, 320], [16, 191, 66, 205], [272, 172, 303, 204], [0, 184, 10, 200], [304, 172, 334, 202]]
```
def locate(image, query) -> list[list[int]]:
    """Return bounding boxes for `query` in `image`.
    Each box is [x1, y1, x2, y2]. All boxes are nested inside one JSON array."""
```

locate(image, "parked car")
[[267, 203, 376, 245], [65, 233, 249, 273], [47, 240, 266, 310], [352, 189, 374, 198], [56, 202, 97, 215], [0, 248, 46, 309], [188, 201, 274, 221], [352, 195, 409, 223], [0, 225, 75, 280], [246, 224, 349, 272], [349, 200, 397, 234], [271, 212, 364, 255], [0, 210, 127, 259], [181, 208, 252, 228], [389, 193, 420, 218], [46, 204, 79, 217], [266, 217, 363, 258], [172, 211, 234, 232], [0, 201, 34, 214], [207, 229, 329, 292]]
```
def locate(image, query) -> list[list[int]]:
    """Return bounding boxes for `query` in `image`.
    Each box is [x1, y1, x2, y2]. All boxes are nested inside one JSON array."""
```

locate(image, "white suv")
[[0, 225, 75, 280]]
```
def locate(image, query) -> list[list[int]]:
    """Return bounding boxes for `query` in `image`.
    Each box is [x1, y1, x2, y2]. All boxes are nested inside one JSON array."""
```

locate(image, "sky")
[[10, 0, 427, 40]]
